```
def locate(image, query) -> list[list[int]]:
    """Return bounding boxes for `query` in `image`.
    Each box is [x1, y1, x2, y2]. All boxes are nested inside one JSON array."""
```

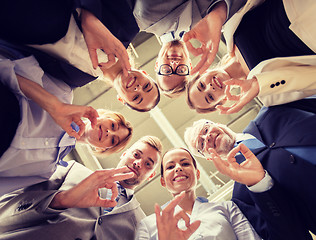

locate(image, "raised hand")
[[183, 2, 227, 74], [216, 77, 259, 114], [81, 9, 131, 76], [155, 192, 201, 240], [207, 144, 265, 186], [50, 166, 134, 209]]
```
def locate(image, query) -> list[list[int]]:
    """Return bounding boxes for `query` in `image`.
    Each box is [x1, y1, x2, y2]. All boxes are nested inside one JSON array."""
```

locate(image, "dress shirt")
[[136, 197, 262, 240], [0, 55, 76, 196]]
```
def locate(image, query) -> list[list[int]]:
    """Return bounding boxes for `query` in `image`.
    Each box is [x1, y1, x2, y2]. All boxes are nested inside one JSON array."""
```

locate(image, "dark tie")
[[235, 138, 266, 164], [103, 183, 127, 214]]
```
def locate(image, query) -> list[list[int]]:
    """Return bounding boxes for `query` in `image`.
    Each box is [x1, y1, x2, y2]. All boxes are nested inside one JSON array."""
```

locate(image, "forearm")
[[16, 74, 63, 115], [205, 1, 228, 27]]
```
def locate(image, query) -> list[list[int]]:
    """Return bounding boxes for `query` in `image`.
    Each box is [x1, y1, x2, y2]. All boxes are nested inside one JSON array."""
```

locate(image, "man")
[[0, 136, 163, 240], [184, 98, 316, 240]]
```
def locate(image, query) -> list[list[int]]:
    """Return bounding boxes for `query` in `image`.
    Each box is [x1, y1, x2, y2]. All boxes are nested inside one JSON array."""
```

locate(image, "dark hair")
[[160, 148, 197, 177], [186, 74, 225, 113], [125, 82, 161, 112]]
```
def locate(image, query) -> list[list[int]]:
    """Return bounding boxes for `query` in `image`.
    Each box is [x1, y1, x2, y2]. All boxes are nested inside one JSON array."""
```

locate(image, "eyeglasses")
[[157, 64, 190, 76], [195, 121, 213, 156]]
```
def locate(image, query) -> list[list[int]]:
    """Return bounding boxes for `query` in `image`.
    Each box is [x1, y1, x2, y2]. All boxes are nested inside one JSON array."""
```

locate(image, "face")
[[84, 116, 129, 150], [190, 121, 236, 157], [161, 149, 199, 195], [189, 70, 230, 110], [155, 40, 191, 91], [114, 69, 159, 110], [117, 141, 160, 189]]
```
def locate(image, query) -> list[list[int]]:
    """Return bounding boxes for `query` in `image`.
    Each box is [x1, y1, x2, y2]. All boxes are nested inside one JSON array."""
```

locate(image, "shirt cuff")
[[247, 170, 274, 193]]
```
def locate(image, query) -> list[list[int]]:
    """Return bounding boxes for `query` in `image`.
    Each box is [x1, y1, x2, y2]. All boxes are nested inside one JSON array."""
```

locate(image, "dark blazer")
[[233, 98, 316, 240]]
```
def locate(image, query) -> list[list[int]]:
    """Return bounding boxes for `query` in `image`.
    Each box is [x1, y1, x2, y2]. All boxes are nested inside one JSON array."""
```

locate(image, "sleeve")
[[225, 201, 262, 240], [247, 171, 274, 193], [232, 181, 311, 240], [135, 219, 153, 240], [248, 58, 316, 106]]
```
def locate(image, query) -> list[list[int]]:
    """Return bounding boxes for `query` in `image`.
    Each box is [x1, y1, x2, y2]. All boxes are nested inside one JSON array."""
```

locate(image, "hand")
[[81, 9, 131, 76], [216, 77, 259, 114], [48, 102, 99, 140], [50, 166, 134, 209], [155, 192, 201, 240], [183, 2, 227, 74], [208, 144, 265, 186]]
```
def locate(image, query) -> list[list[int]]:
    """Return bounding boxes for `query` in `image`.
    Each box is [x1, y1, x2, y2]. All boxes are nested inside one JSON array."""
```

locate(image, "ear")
[[155, 61, 159, 72], [117, 95, 126, 104], [160, 177, 166, 187], [196, 169, 200, 180], [189, 62, 193, 70], [147, 171, 156, 181]]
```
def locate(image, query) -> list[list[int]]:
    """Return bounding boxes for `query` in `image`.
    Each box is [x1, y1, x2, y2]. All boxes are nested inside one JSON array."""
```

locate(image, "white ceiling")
[[65, 32, 262, 215]]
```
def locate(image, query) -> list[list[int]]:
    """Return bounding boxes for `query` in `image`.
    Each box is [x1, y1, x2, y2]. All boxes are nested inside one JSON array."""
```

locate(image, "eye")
[[199, 81, 205, 90], [143, 83, 149, 90], [166, 165, 174, 170], [111, 123, 115, 130], [145, 161, 153, 169], [203, 127, 209, 135], [208, 93, 214, 101], [182, 162, 190, 166], [111, 136, 115, 145], [132, 95, 139, 101], [133, 152, 140, 159]]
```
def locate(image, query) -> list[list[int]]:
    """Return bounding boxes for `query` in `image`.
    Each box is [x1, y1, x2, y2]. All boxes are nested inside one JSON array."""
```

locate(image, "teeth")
[[174, 176, 187, 181], [214, 78, 222, 88], [126, 77, 135, 88]]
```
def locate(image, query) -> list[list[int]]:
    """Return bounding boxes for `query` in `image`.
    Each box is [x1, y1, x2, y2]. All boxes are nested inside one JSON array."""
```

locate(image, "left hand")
[[183, 2, 227, 74], [81, 9, 131, 76], [216, 77, 259, 114], [207, 144, 265, 186], [48, 102, 99, 140], [155, 192, 201, 240]]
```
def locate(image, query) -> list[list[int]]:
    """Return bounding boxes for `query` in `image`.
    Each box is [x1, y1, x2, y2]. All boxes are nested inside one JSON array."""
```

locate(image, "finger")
[[227, 145, 242, 159], [225, 86, 240, 101], [174, 210, 190, 227], [184, 220, 201, 239], [64, 124, 81, 140], [198, 47, 217, 75], [105, 182, 118, 201], [97, 198, 117, 208], [75, 119, 86, 137], [108, 172, 135, 183], [99, 53, 116, 69], [155, 203, 162, 225], [87, 48, 99, 69], [84, 106, 99, 129], [223, 78, 244, 86], [191, 51, 209, 75], [164, 191, 185, 213], [183, 32, 203, 56], [115, 48, 131, 77], [238, 143, 257, 160]]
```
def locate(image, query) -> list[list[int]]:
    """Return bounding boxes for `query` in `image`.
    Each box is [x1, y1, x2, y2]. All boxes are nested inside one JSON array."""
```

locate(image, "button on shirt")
[[0, 55, 76, 196]]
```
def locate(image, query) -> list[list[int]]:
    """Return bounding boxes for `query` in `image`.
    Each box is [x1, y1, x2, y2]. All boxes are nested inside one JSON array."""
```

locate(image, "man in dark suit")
[[184, 98, 316, 240]]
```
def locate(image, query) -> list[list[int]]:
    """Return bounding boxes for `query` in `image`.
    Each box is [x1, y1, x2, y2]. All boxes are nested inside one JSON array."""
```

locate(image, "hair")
[[125, 82, 161, 112], [160, 147, 197, 177], [156, 75, 188, 98], [186, 74, 226, 113], [138, 135, 163, 157], [91, 109, 133, 156]]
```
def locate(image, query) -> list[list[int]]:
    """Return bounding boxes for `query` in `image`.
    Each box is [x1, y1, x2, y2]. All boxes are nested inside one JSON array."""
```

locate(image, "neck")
[[223, 59, 247, 79], [173, 190, 196, 214], [101, 60, 123, 84]]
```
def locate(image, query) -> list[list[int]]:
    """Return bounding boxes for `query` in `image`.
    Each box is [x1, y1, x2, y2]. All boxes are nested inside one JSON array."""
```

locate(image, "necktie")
[[235, 138, 266, 164], [103, 183, 127, 214]]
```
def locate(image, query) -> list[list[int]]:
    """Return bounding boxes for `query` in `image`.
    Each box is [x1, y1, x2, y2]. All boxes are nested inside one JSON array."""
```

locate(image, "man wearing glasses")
[[155, 40, 191, 98]]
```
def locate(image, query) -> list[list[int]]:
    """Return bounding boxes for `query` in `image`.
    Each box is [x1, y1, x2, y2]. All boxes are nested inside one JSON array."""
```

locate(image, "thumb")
[[87, 48, 99, 69]]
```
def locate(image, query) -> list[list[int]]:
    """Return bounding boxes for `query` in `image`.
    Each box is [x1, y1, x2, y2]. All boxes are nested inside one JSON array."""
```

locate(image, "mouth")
[[98, 125, 102, 141], [126, 76, 136, 88], [213, 133, 220, 148], [127, 166, 139, 177], [173, 175, 188, 182], [212, 76, 222, 89]]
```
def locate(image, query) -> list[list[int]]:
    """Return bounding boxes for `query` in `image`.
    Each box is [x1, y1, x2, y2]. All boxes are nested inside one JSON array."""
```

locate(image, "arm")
[[183, 1, 227, 74], [154, 192, 201, 240], [16, 74, 98, 139]]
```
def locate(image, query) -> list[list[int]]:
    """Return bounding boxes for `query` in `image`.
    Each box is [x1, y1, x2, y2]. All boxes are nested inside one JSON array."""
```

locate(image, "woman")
[[135, 148, 261, 240], [0, 48, 133, 196], [186, 55, 316, 114]]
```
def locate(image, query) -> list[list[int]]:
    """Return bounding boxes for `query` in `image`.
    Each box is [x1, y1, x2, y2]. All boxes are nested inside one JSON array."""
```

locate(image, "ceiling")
[[64, 32, 262, 215]]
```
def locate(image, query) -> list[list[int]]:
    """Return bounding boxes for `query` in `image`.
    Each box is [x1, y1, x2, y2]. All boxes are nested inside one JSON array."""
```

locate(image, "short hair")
[[91, 109, 133, 156], [138, 135, 163, 156], [125, 82, 161, 112], [160, 148, 197, 177], [186, 74, 225, 113], [156, 75, 188, 98]]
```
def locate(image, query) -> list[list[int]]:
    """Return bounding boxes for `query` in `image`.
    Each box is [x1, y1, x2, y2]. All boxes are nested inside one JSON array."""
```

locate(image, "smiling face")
[[84, 116, 129, 150], [185, 120, 236, 157], [155, 40, 191, 93], [161, 148, 200, 196], [117, 141, 160, 189], [113, 69, 159, 111], [188, 70, 230, 112]]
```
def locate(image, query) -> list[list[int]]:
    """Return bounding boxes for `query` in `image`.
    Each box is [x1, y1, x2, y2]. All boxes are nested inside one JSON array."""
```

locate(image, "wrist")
[[49, 191, 67, 209], [208, 1, 228, 25]]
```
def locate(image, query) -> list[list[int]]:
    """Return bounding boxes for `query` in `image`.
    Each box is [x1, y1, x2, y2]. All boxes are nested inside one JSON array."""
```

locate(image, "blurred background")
[[64, 32, 263, 215]]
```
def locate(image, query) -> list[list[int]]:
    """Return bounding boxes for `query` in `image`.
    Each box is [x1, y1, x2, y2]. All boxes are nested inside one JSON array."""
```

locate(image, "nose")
[[133, 160, 142, 169], [134, 84, 140, 91], [207, 83, 215, 91], [170, 60, 179, 69], [175, 163, 183, 172]]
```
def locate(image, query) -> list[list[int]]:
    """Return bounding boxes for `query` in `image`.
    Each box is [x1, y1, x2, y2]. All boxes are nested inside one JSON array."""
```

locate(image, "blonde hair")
[[138, 135, 163, 156], [91, 109, 133, 156]]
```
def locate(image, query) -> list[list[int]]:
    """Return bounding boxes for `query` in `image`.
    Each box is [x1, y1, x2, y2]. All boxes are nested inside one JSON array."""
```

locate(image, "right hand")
[[81, 9, 131, 76], [50, 166, 134, 209], [155, 192, 201, 240]]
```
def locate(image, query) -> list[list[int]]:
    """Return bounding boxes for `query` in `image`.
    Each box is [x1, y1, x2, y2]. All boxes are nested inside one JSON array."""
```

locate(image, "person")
[[186, 55, 316, 113], [184, 98, 316, 239], [0, 136, 163, 240], [136, 147, 262, 240], [0, 46, 133, 196]]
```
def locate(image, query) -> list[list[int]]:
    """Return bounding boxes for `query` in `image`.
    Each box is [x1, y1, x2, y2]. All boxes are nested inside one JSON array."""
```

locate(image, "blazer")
[[232, 98, 316, 240], [0, 161, 146, 240]]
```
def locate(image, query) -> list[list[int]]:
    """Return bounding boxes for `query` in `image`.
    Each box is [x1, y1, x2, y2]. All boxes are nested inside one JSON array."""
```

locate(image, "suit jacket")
[[232, 98, 316, 240], [0, 161, 146, 240]]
